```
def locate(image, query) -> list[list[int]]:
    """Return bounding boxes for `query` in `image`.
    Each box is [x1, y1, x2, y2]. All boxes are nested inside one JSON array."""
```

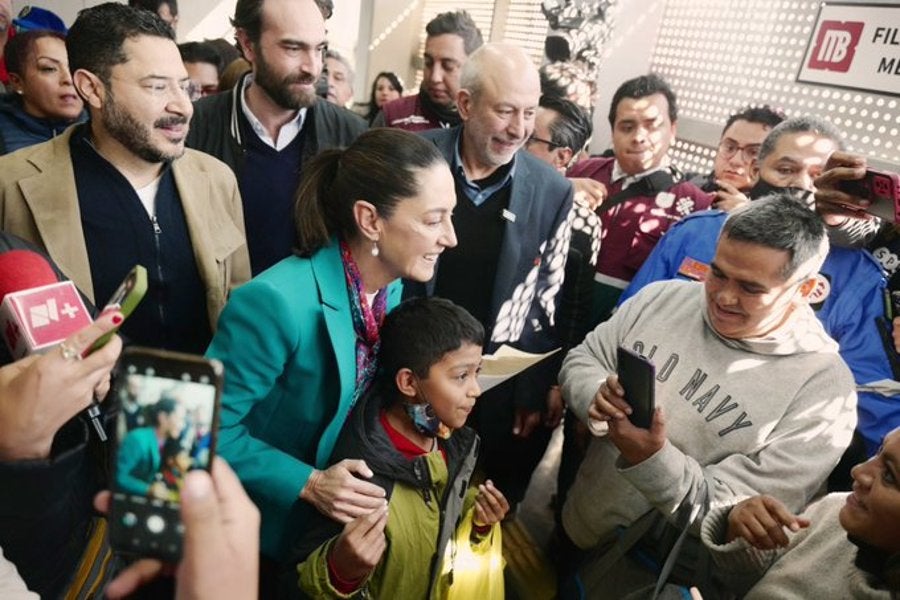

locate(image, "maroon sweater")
[[568, 156, 712, 285]]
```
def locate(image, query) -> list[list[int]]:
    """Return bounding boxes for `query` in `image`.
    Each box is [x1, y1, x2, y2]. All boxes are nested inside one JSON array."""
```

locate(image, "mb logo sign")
[[807, 20, 863, 73], [798, 3, 900, 97]]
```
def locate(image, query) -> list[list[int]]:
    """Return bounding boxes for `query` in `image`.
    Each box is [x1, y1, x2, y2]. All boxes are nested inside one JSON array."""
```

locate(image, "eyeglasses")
[[718, 139, 761, 163], [111, 75, 193, 99], [528, 135, 559, 150]]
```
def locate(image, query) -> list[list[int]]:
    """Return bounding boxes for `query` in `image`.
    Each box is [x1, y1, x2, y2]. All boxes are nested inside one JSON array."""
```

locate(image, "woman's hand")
[[300, 459, 387, 522], [0, 311, 123, 461]]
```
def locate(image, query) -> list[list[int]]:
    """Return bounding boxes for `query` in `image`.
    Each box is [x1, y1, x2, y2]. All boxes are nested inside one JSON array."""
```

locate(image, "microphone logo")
[[1, 282, 92, 356], [27, 298, 81, 327]]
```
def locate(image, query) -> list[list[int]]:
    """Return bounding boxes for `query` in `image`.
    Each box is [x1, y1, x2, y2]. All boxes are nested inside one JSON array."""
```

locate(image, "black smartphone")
[[616, 346, 656, 429], [837, 167, 900, 223], [109, 347, 223, 561]]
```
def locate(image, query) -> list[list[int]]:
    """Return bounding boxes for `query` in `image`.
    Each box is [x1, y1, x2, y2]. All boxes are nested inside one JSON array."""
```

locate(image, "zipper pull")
[[150, 215, 162, 234], [86, 403, 107, 442]]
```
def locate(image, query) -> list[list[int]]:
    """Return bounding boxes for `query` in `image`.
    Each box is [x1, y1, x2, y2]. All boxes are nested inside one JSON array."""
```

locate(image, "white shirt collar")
[[240, 74, 307, 150], [611, 158, 670, 190]]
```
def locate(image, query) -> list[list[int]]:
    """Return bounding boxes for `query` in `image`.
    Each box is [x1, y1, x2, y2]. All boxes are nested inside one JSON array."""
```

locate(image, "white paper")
[[477, 345, 561, 393]]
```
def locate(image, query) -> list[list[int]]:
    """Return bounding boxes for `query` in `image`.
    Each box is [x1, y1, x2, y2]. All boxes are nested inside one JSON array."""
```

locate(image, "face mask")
[[403, 401, 442, 437], [749, 179, 814, 207]]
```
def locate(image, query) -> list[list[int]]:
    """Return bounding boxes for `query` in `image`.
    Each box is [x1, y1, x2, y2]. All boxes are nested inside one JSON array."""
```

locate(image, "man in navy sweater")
[[187, 0, 366, 275]]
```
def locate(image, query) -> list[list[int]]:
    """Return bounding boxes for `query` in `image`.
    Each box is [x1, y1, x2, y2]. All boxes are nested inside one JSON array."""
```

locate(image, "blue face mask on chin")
[[403, 401, 443, 437]]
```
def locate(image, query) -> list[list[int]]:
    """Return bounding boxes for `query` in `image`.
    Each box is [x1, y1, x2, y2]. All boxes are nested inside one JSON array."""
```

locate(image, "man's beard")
[[254, 46, 318, 110], [102, 91, 187, 164]]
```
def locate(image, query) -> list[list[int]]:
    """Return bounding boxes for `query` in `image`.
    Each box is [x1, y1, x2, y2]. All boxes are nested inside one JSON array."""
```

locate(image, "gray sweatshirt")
[[702, 494, 892, 599], [560, 280, 857, 550]]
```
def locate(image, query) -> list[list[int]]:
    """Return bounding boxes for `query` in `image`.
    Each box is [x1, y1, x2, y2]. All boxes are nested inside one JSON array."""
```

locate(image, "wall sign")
[[798, 2, 900, 97]]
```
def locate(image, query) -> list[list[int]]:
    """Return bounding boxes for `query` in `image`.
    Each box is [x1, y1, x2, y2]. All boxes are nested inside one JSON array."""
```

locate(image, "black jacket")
[[0, 232, 112, 598], [185, 75, 367, 178]]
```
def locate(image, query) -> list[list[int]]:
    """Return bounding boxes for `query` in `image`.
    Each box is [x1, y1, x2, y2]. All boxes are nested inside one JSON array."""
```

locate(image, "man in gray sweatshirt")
[[558, 193, 858, 598]]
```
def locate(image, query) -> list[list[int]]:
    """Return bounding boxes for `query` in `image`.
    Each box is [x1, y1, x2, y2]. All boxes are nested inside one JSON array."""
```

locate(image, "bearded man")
[[0, 2, 250, 353], [187, 0, 366, 274]]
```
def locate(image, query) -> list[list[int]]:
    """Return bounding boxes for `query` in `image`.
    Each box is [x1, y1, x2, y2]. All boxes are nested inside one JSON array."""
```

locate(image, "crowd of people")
[[0, 0, 898, 599]]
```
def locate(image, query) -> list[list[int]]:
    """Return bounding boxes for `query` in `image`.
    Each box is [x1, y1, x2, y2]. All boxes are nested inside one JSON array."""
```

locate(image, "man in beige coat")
[[0, 3, 249, 353]]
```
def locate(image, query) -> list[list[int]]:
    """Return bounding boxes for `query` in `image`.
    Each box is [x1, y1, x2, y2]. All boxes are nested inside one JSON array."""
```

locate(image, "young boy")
[[290, 297, 509, 599]]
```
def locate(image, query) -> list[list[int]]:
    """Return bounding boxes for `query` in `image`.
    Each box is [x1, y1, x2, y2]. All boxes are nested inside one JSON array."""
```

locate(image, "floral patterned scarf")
[[340, 240, 387, 407]]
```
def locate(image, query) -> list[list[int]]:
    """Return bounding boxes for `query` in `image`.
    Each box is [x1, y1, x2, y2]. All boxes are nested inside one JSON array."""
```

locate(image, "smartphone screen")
[[109, 347, 222, 561], [616, 346, 656, 429]]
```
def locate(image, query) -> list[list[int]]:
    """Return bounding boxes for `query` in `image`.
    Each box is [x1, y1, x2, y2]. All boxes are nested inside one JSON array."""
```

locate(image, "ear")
[[554, 147, 574, 171], [351, 199, 381, 242], [395, 368, 418, 399], [7, 73, 23, 93], [235, 29, 256, 65], [456, 89, 472, 120], [72, 69, 104, 110]]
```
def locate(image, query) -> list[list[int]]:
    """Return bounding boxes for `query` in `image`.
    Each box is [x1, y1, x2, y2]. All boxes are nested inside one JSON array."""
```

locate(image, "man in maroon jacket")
[[372, 10, 482, 132], [568, 73, 712, 325]]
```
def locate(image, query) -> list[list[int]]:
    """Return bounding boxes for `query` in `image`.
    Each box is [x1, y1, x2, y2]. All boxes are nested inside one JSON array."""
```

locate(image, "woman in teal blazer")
[[207, 129, 458, 561]]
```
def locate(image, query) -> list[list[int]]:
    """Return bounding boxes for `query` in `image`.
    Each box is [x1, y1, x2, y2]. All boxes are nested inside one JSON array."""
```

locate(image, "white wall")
[[590, 0, 667, 153]]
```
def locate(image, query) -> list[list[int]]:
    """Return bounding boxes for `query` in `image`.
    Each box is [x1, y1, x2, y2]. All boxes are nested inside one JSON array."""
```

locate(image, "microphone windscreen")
[[0, 250, 60, 302]]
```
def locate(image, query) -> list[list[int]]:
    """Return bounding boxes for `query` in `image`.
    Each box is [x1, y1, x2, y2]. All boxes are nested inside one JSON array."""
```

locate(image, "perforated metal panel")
[[500, 0, 548, 66], [651, 0, 900, 173]]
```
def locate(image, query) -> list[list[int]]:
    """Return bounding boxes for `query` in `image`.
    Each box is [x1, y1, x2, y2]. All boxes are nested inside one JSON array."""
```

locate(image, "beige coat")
[[0, 126, 250, 329]]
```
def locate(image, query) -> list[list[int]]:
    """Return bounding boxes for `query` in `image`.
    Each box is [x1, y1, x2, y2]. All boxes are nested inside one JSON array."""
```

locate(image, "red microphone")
[[0, 250, 92, 359]]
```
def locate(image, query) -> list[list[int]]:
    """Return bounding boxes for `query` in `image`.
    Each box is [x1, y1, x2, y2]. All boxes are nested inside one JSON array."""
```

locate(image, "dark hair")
[[294, 128, 447, 256], [379, 297, 484, 384], [4, 29, 66, 77], [178, 41, 223, 72], [425, 10, 484, 55], [232, 0, 330, 46], [67, 3, 174, 84], [128, 0, 178, 18], [721, 193, 828, 280], [607, 73, 677, 128], [203, 38, 242, 75], [722, 105, 786, 136], [539, 94, 593, 155], [152, 397, 179, 424], [758, 115, 845, 163], [366, 71, 403, 122]]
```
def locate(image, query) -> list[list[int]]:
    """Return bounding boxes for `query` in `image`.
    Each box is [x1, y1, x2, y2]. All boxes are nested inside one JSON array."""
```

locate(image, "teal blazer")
[[115, 427, 160, 497], [207, 239, 402, 560]]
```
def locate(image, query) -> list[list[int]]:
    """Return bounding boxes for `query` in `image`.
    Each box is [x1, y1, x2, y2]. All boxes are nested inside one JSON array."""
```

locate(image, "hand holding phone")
[[109, 347, 223, 561], [88, 265, 147, 354], [616, 346, 656, 429], [837, 167, 900, 223]]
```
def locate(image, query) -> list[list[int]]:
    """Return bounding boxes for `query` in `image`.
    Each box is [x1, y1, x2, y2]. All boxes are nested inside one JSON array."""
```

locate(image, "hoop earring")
[[371, 241, 379, 257]]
